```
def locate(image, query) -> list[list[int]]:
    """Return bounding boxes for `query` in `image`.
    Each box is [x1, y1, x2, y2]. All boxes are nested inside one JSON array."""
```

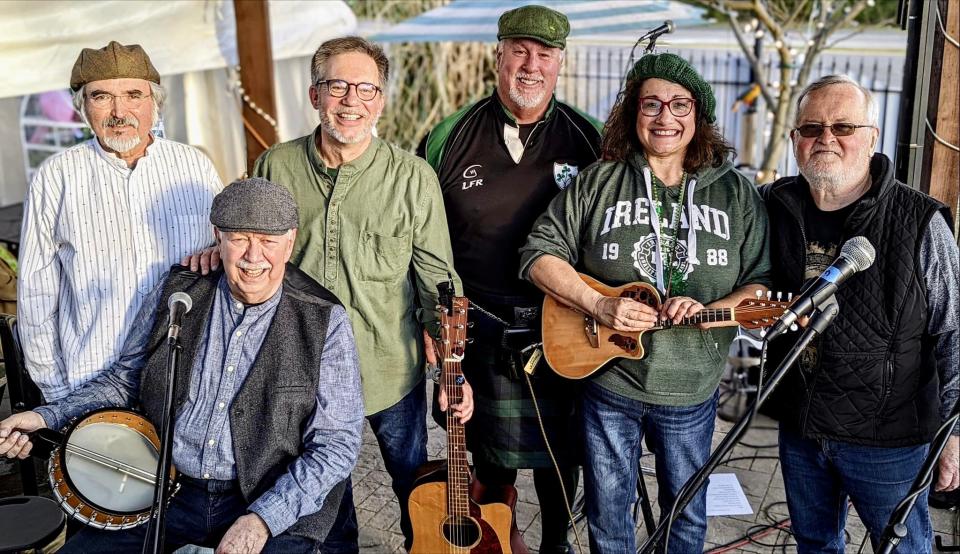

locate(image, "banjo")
[[32, 408, 177, 530]]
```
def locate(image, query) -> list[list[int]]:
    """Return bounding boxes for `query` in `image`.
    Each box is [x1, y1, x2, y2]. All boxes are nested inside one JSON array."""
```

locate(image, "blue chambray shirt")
[[36, 272, 365, 536]]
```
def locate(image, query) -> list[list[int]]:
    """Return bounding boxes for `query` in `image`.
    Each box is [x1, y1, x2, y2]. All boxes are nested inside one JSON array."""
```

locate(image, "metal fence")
[[557, 45, 905, 179]]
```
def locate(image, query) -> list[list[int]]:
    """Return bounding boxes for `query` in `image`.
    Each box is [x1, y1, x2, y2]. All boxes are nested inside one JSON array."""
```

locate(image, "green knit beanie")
[[627, 53, 716, 123]]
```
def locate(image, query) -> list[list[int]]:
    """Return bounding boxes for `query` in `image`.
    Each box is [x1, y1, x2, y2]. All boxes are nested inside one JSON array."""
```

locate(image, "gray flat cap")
[[210, 177, 298, 235]]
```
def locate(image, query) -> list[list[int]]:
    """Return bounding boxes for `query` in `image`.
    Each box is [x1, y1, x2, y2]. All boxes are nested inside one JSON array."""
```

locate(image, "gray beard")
[[508, 85, 546, 109], [101, 134, 142, 154], [319, 111, 380, 145]]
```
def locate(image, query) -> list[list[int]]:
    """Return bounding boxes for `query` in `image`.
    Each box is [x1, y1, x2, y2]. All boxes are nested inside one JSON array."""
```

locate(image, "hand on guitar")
[[424, 328, 474, 424], [439, 378, 474, 424], [592, 296, 659, 332], [661, 296, 706, 327], [215, 512, 270, 554], [0, 411, 46, 459]]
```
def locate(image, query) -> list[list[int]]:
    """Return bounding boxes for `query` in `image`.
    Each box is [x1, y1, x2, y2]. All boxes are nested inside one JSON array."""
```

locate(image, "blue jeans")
[[58, 477, 317, 553], [581, 382, 717, 553], [321, 380, 428, 553], [779, 428, 933, 553]]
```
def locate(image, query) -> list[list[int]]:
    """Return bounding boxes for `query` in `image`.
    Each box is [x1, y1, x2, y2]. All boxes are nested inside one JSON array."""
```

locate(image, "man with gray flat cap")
[[18, 40, 223, 402], [418, 6, 601, 552], [1, 178, 363, 554]]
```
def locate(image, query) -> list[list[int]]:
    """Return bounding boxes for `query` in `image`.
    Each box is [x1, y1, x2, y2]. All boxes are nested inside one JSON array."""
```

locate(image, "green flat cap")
[[70, 41, 160, 92], [628, 53, 717, 123], [211, 178, 299, 235], [497, 5, 570, 49]]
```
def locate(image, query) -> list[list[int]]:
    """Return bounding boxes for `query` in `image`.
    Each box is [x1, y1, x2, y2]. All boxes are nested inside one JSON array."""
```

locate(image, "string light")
[[231, 65, 279, 132]]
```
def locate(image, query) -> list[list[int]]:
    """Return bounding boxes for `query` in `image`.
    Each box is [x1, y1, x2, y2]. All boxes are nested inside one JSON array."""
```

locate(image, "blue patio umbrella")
[[371, 0, 707, 44]]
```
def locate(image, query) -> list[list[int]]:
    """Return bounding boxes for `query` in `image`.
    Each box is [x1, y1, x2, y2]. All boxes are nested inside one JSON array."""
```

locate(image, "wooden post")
[[234, 0, 278, 172], [928, 0, 959, 233]]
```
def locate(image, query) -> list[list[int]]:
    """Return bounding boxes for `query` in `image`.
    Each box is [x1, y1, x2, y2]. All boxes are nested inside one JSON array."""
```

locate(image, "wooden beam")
[[928, 0, 959, 233], [234, 0, 278, 173]]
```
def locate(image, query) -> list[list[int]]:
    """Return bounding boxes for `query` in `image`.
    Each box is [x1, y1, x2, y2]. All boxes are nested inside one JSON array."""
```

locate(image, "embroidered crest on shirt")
[[631, 234, 696, 281], [553, 162, 579, 189]]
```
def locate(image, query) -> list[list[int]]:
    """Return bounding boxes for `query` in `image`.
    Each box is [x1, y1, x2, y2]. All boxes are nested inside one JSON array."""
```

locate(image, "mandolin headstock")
[[734, 290, 793, 330]]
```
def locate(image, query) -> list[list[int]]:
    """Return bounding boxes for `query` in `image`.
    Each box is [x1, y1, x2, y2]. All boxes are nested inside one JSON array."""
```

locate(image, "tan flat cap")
[[70, 41, 160, 91]]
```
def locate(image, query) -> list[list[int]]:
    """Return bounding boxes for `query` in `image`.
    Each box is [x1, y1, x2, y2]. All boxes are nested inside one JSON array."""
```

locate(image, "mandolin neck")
[[656, 307, 733, 328]]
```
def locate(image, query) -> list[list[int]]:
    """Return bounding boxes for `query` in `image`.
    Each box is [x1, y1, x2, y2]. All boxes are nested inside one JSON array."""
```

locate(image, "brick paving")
[[1, 381, 957, 553]]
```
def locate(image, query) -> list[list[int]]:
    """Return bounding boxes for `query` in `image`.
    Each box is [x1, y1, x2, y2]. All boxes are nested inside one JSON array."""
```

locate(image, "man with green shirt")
[[251, 36, 470, 552]]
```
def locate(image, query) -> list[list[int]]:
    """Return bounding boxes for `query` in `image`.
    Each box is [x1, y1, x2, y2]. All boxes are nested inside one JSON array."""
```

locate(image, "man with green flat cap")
[[418, 5, 601, 552]]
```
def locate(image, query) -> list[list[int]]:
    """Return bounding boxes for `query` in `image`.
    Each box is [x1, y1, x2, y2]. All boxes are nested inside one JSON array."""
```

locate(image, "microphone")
[[765, 236, 876, 341], [641, 20, 675, 41], [167, 292, 193, 341]]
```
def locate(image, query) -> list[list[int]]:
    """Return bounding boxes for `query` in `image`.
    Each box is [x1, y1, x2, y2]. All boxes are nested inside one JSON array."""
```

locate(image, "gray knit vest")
[[140, 264, 346, 541]]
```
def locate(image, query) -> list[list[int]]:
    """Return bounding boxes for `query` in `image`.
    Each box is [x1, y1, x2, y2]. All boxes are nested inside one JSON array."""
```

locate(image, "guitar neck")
[[444, 358, 471, 519], [658, 307, 733, 328]]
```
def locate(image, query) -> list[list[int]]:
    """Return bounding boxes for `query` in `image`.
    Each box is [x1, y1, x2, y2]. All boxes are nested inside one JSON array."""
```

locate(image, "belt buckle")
[[513, 306, 539, 327]]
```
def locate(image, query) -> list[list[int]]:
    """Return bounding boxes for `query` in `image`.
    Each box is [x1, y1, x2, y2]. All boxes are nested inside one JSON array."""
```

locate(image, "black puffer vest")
[[762, 154, 949, 446], [140, 264, 346, 540]]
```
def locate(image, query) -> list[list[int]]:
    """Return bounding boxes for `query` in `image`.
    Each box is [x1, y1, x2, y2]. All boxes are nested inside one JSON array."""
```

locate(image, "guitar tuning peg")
[[766, 291, 772, 300], [776, 291, 782, 301], [788, 292, 794, 301], [466, 338, 475, 344], [755, 289, 763, 299], [467, 322, 475, 328]]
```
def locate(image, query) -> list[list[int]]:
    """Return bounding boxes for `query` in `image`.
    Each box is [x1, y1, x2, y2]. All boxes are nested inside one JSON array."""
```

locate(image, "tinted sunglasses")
[[794, 123, 874, 138]]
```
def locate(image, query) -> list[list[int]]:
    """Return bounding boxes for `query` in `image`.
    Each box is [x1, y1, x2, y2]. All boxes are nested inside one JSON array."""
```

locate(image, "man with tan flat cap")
[[18, 41, 223, 402]]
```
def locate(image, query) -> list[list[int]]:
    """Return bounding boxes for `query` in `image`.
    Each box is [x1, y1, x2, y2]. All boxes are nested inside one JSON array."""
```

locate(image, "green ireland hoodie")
[[519, 152, 772, 406]]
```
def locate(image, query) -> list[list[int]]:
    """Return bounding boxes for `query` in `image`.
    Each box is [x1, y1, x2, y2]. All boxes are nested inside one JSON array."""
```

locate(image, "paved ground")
[[2, 380, 957, 553]]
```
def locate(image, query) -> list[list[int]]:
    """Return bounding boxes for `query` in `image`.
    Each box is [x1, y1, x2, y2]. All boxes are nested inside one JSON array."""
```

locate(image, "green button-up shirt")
[[253, 129, 461, 414]]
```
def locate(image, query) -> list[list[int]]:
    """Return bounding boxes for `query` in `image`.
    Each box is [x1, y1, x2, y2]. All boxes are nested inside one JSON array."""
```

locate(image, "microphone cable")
[[522, 360, 586, 554]]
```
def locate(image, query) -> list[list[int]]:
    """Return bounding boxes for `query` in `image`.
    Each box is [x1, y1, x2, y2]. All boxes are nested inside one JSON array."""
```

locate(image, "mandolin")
[[542, 273, 790, 379], [408, 283, 526, 554]]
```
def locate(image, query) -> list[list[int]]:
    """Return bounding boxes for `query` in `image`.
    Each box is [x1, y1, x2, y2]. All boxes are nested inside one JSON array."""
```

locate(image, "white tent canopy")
[[371, 0, 707, 44], [0, 1, 355, 205], [0, 0, 355, 99]]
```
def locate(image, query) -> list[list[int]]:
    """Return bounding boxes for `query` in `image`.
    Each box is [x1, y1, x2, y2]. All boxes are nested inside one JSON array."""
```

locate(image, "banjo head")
[[48, 408, 174, 530]]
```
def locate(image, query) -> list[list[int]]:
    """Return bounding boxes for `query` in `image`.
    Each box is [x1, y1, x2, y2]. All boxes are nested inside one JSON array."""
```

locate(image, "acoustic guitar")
[[542, 273, 790, 379], [408, 284, 526, 554]]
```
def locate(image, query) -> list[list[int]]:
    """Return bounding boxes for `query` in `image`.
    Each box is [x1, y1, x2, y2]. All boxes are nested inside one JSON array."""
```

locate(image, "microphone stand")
[[876, 401, 960, 554], [638, 296, 840, 554], [142, 330, 182, 554]]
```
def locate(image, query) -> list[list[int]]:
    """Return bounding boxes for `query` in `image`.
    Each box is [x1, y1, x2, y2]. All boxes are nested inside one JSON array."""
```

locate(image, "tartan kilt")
[[458, 334, 581, 469]]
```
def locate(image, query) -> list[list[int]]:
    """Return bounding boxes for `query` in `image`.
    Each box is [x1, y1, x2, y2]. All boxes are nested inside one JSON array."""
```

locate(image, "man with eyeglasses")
[[762, 74, 959, 553], [18, 41, 222, 402], [249, 36, 471, 552], [417, 6, 601, 552]]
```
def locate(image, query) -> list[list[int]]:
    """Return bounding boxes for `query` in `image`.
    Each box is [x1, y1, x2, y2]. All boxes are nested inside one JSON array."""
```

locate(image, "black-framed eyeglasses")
[[794, 123, 874, 138], [638, 96, 695, 118], [87, 91, 152, 108], [316, 79, 381, 101]]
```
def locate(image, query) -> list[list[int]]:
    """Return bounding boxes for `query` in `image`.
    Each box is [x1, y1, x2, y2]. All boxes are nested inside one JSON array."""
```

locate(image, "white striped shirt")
[[17, 136, 224, 401]]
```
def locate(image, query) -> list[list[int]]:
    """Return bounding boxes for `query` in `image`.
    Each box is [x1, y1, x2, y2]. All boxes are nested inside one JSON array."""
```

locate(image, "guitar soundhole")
[[442, 515, 481, 548], [609, 334, 638, 352], [623, 288, 656, 307]]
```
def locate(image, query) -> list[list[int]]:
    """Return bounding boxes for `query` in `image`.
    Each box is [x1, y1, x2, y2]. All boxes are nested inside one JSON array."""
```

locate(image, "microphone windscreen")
[[168, 291, 193, 314], [840, 236, 876, 272]]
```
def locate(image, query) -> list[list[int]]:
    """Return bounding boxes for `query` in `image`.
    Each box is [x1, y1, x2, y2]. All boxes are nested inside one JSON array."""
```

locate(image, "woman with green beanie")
[[518, 53, 772, 552]]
